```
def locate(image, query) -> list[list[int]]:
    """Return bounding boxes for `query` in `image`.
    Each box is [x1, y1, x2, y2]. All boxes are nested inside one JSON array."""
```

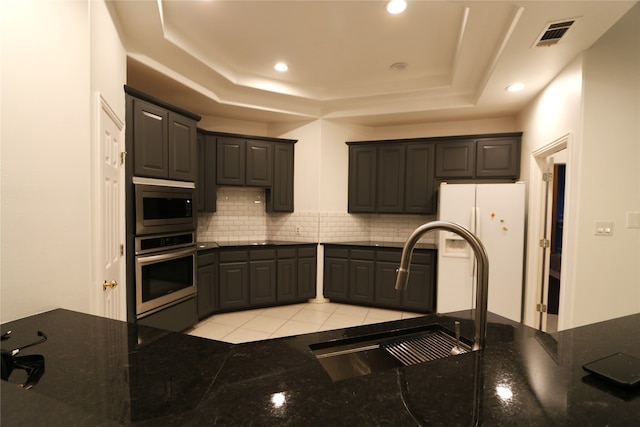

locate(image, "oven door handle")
[[135, 246, 196, 264]]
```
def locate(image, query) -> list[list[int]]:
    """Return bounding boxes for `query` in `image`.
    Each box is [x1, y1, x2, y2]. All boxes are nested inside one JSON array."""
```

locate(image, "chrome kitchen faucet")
[[395, 221, 490, 351]]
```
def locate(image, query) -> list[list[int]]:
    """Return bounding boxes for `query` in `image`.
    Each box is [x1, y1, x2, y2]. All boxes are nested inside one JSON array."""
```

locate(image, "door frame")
[[523, 133, 574, 330]]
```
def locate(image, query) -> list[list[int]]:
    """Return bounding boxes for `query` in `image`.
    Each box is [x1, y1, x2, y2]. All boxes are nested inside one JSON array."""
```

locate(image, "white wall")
[[0, 0, 126, 323], [572, 2, 640, 327], [519, 3, 640, 329]]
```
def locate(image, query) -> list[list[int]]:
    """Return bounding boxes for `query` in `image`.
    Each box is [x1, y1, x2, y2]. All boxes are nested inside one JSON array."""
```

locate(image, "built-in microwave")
[[133, 177, 196, 236]]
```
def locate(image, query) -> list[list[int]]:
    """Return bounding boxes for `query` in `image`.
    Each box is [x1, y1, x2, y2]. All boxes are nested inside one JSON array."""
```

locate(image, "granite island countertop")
[[2, 308, 639, 426]]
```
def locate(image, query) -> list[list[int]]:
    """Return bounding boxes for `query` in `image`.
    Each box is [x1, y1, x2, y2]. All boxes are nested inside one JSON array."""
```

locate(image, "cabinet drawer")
[[376, 250, 401, 263], [325, 247, 348, 258], [198, 252, 216, 267], [277, 248, 296, 259], [250, 248, 276, 260], [350, 249, 375, 260], [219, 250, 248, 263], [298, 246, 317, 258]]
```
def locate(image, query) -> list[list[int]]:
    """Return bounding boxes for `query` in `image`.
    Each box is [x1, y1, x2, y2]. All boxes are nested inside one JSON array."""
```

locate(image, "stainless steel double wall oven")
[[133, 177, 197, 319]]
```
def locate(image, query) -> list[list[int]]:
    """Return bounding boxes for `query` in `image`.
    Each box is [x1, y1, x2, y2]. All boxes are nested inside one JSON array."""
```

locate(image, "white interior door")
[[95, 94, 126, 320]]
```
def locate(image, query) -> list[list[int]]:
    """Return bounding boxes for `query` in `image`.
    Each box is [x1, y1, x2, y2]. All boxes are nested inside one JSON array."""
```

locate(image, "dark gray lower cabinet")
[[324, 245, 436, 313], [197, 251, 217, 320], [297, 246, 317, 300], [323, 248, 350, 301], [249, 249, 277, 305], [218, 250, 249, 310], [349, 250, 375, 304], [200, 245, 317, 315]]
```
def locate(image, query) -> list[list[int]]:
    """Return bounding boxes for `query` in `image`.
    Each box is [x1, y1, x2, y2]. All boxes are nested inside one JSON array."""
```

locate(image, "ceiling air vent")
[[534, 19, 578, 47]]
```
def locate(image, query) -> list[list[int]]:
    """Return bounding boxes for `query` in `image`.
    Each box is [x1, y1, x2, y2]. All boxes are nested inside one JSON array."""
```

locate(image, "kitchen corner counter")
[[197, 240, 317, 250], [2, 308, 640, 426]]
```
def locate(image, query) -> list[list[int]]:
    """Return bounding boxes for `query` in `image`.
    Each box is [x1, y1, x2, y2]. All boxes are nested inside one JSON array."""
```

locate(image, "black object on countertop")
[[1, 330, 47, 388], [583, 352, 640, 388]]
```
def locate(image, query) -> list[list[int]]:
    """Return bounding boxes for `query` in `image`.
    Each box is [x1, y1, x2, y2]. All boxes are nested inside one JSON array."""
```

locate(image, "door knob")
[[103, 280, 118, 290]]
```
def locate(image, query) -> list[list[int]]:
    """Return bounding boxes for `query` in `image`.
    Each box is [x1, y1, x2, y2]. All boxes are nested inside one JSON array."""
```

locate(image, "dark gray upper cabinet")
[[405, 143, 435, 214], [348, 145, 377, 213], [435, 139, 475, 179], [435, 135, 521, 180], [348, 141, 436, 215], [267, 142, 294, 212], [216, 137, 246, 185], [377, 145, 406, 213], [216, 138, 273, 187], [246, 140, 273, 187], [475, 138, 520, 178], [208, 132, 295, 212], [132, 97, 197, 181], [197, 131, 217, 212]]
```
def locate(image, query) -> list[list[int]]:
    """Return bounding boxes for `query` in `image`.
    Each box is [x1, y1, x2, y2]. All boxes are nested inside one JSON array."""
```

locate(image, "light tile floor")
[[186, 302, 425, 344]]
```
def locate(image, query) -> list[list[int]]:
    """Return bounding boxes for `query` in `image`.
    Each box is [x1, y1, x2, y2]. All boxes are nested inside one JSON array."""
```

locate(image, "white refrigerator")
[[437, 182, 525, 322]]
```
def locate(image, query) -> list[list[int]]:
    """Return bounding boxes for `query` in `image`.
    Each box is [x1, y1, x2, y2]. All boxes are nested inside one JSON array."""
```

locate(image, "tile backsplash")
[[197, 187, 437, 244]]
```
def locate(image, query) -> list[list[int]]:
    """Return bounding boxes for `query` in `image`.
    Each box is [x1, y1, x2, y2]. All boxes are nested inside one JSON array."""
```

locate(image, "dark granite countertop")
[[2, 308, 640, 426], [197, 240, 317, 250], [323, 240, 437, 250]]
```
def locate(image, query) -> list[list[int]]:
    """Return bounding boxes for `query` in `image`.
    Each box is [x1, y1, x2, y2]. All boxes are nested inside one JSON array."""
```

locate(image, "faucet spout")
[[395, 221, 489, 351]]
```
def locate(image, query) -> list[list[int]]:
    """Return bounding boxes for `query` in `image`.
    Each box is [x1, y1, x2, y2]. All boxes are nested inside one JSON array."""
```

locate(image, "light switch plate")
[[595, 221, 614, 236], [626, 212, 640, 229]]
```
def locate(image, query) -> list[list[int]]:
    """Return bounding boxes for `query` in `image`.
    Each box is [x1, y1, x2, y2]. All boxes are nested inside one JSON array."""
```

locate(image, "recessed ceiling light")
[[386, 0, 407, 15], [274, 62, 288, 72], [506, 82, 525, 92]]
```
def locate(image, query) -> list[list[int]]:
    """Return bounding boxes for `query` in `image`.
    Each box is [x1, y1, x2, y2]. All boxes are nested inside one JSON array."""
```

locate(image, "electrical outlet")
[[295, 226, 301, 235]]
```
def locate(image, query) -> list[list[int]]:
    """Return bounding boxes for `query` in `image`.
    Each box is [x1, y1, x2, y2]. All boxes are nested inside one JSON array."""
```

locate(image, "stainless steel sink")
[[310, 324, 471, 381]]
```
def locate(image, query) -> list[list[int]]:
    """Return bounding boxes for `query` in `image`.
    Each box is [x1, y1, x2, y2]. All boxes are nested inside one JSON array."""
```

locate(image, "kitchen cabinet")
[[197, 131, 217, 212], [218, 250, 250, 310], [377, 145, 405, 213], [323, 244, 436, 313], [435, 135, 521, 179], [203, 244, 317, 314], [349, 250, 375, 304], [132, 97, 198, 182], [199, 131, 296, 212], [276, 246, 318, 302], [297, 246, 317, 300], [267, 142, 294, 212], [216, 138, 272, 187], [249, 248, 277, 305], [246, 140, 273, 186], [197, 251, 217, 320], [435, 139, 476, 179], [475, 137, 520, 178], [347, 133, 520, 214], [347, 141, 436, 214], [323, 247, 350, 301], [348, 145, 377, 212], [276, 248, 297, 303], [216, 137, 246, 186], [405, 143, 436, 214]]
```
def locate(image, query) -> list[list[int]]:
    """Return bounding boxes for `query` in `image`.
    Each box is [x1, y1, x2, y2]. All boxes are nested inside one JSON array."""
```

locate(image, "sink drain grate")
[[382, 331, 468, 366]]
